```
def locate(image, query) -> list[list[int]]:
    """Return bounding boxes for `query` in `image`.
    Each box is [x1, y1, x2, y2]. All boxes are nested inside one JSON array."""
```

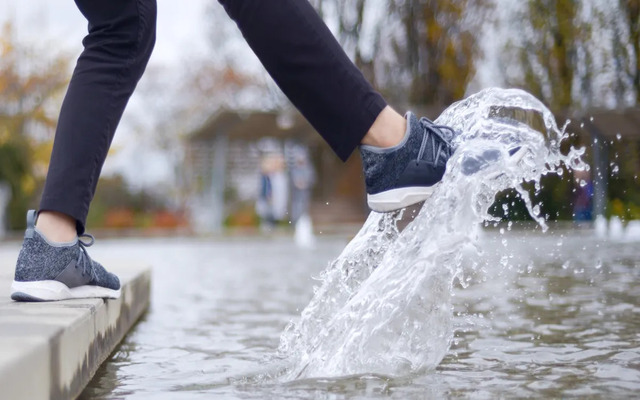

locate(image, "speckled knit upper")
[[360, 112, 455, 194], [14, 213, 120, 290]]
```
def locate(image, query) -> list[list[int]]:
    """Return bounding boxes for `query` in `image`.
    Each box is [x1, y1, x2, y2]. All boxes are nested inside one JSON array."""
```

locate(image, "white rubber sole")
[[10, 280, 121, 302], [367, 185, 437, 212]]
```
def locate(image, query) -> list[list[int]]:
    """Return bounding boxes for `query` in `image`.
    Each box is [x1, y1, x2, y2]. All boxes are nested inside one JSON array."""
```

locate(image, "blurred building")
[[183, 109, 369, 232], [182, 106, 640, 232]]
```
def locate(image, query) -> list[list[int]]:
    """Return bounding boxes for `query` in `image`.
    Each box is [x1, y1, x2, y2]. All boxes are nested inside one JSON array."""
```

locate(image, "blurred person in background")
[[256, 156, 274, 229], [290, 151, 316, 248], [269, 154, 289, 225], [11, 0, 459, 301], [573, 168, 593, 222], [290, 152, 316, 225], [256, 154, 289, 230]]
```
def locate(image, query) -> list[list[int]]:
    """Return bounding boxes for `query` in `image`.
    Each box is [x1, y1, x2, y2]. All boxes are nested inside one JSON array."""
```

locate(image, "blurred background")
[[0, 0, 638, 236]]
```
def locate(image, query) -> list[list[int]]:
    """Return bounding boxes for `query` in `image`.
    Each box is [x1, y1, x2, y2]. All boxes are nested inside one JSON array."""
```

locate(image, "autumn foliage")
[[0, 22, 70, 228]]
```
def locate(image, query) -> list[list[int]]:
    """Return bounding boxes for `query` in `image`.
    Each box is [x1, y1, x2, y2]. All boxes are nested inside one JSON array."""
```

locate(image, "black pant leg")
[[40, 0, 156, 233], [218, 0, 387, 161]]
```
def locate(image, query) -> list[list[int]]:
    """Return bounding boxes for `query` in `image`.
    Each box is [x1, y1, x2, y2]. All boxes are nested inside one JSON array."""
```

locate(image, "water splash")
[[277, 88, 588, 380]]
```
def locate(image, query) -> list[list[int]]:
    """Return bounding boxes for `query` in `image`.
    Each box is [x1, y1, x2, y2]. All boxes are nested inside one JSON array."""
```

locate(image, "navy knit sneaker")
[[10, 210, 120, 302], [360, 112, 458, 212]]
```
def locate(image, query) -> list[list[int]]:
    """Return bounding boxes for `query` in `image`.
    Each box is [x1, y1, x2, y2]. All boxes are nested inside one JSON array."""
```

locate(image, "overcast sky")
[[0, 1, 213, 64]]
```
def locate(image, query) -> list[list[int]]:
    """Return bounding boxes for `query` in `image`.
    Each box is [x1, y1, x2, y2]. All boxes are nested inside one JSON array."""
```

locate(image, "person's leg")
[[361, 107, 408, 148], [39, 0, 157, 238], [218, 0, 404, 160], [219, 0, 457, 211], [11, 0, 157, 302]]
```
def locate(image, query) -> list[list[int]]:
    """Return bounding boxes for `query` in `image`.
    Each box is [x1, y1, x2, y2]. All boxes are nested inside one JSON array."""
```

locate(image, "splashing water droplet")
[[533, 204, 541, 216], [278, 88, 586, 379], [500, 255, 509, 266]]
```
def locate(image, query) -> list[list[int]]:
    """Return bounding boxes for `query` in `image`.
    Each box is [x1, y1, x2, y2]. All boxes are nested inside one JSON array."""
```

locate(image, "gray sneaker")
[[360, 112, 457, 212], [10, 210, 120, 302]]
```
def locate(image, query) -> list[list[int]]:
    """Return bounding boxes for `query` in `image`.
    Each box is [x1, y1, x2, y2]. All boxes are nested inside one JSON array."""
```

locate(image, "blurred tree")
[[310, 0, 379, 83], [498, 1, 593, 222], [0, 22, 70, 229], [499, 0, 640, 221], [600, 0, 640, 107], [504, 0, 592, 113], [608, 137, 640, 220], [145, 3, 284, 144], [389, 0, 492, 106], [308, 0, 493, 107], [504, 0, 638, 109], [618, 0, 640, 103]]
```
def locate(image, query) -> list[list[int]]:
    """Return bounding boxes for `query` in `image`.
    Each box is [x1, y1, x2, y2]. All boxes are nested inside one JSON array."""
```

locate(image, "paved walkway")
[[0, 254, 151, 400]]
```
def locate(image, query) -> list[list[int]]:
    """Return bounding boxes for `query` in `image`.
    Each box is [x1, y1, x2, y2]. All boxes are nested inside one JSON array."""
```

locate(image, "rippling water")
[[72, 231, 640, 399]]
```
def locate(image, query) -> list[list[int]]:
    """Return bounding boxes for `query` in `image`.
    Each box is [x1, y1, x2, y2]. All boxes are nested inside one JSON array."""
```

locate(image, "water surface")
[[64, 230, 640, 399]]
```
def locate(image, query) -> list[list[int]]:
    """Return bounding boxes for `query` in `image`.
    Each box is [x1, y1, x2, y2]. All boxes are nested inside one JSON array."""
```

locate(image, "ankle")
[[35, 211, 77, 243], [361, 106, 407, 148]]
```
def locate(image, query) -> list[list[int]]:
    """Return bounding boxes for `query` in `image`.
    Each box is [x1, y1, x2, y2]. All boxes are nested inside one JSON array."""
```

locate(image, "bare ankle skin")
[[35, 211, 77, 243], [360, 106, 407, 148]]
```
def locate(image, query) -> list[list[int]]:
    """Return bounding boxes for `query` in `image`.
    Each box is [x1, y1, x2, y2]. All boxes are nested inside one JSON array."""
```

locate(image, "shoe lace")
[[416, 117, 457, 166], [77, 233, 96, 282]]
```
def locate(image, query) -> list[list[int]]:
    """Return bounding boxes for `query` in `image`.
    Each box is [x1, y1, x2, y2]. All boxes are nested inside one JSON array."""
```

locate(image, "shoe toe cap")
[[91, 261, 121, 290], [106, 272, 121, 291]]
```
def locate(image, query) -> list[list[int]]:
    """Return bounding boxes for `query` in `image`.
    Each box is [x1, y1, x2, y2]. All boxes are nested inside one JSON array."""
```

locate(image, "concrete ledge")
[[0, 262, 151, 400]]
